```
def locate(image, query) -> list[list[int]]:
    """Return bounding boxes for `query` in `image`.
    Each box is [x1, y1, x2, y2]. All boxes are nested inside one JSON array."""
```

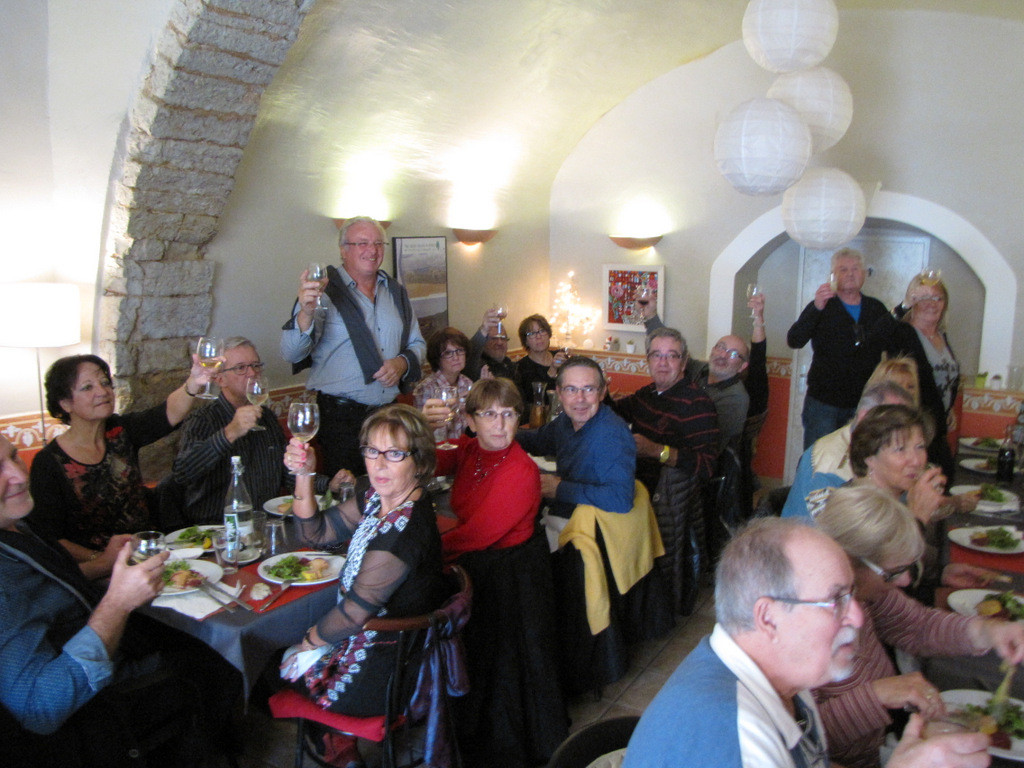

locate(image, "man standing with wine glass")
[[281, 216, 426, 476], [173, 337, 349, 524]]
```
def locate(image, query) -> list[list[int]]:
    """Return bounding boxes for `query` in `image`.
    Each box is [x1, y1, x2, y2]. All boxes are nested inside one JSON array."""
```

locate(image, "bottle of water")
[[223, 456, 254, 563]]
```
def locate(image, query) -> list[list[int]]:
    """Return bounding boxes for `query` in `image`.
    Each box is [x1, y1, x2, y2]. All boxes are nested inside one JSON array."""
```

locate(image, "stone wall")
[[98, 0, 314, 475]]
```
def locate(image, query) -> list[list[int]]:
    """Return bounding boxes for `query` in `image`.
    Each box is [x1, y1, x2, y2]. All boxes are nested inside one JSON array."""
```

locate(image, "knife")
[[197, 582, 236, 612], [258, 580, 293, 613], [201, 578, 254, 612]]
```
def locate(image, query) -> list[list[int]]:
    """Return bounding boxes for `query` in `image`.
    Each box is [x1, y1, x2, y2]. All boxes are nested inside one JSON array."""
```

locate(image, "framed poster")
[[393, 236, 448, 340], [602, 264, 665, 330]]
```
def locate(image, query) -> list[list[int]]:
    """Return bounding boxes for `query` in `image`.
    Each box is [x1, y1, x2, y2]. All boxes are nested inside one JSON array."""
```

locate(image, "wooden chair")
[[268, 564, 472, 768]]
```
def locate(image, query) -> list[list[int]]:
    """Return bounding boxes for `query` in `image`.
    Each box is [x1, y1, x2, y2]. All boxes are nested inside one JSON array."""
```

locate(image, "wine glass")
[[131, 531, 166, 563], [746, 283, 763, 319], [308, 262, 328, 315], [921, 268, 942, 286], [828, 271, 838, 293], [492, 303, 508, 336], [287, 402, 320, 475], [195, 336, 223, 400], [245, 376, 269, 431], [437, 385, 459, 450]]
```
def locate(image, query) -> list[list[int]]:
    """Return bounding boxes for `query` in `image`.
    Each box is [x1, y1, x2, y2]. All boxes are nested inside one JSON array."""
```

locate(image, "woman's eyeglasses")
[[474, 409, 518, 422], [359, 446, 412, 462], [441, 349, 467, 359], [861, 558, 917, 583]]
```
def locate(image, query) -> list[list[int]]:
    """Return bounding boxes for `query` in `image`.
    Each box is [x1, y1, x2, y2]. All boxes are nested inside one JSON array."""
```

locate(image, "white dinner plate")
[[166, 547, 205, 561], [950, 485, 1021, 514], [166, 524, 222, 549], [161, 558, 223, 595], [258, 551, 345, 585], [959, 436, 1003, 453], [941, 689, 1024, 761], [948, 525, 1024, 555], [960, 458, 998, 475], [947, 588, 1024, 618], [264, 495, 324, 516]]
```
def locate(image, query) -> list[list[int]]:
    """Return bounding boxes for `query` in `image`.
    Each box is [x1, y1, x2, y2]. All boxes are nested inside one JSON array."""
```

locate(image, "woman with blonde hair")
[[813, 483, 1024, 768], [864, 355, 919, 405]]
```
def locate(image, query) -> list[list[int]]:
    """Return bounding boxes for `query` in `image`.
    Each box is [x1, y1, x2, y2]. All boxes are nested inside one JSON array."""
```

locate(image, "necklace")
[[472, 447, 511, 484]]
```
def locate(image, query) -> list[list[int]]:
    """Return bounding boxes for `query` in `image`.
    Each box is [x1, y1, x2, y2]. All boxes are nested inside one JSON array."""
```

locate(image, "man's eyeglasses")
[[861, 558, 917, 583], [647, 351, 682, 362], [441, 348, 467, 359], [712, 342, 747, 361], [488, 335, 510, 342], [222, 362, 265, 375], [342, 241, 388, 249], [359, 446, 413, 462], [766, 590, 855, 619], [559, 385, 600, 396], [525, 329, 550, 337], [474, 409, 519, 423]]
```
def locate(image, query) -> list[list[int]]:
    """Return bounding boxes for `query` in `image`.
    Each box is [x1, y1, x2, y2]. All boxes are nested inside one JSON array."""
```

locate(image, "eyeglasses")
[[359, 446, 413, 462], [441, 349, 467, 359], [488, 335, 510, 342], [767, 590, 855, 619], [221, 362, 266, 375], [712, 342, 747, 361], [525, 329, 549, 337], [647, 351, 682, 362], [475, 409, 519, 423], [861, 558, 917, 583], [342, 241, 388, 249], [559, 385, 600, 396]]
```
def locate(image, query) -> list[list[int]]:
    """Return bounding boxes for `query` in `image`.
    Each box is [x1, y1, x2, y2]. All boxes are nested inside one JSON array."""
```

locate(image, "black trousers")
[[316, 392, 385, 478]]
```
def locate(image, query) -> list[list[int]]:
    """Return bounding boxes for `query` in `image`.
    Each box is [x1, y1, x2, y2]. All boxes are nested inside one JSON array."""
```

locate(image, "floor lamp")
[[0, 283, 81, 445]]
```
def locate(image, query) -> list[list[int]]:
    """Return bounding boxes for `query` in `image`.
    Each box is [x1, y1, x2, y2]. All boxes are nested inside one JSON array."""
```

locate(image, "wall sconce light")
[[453, 228, 497, 245], [333, 218, 392, 230], [609, 235, 663, 250]]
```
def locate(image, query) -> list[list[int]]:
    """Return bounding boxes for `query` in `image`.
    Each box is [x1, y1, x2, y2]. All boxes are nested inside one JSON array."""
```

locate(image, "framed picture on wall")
[[393, 236, 449, 341], [602, 263, 665, 330]]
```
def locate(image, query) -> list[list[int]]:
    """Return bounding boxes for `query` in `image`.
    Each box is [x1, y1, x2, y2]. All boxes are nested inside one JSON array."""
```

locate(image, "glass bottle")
[[223, 455, 254, 567]]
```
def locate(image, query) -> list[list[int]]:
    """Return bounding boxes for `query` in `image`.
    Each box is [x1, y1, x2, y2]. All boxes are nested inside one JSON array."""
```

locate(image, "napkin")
[[152, 581, 244, 620]]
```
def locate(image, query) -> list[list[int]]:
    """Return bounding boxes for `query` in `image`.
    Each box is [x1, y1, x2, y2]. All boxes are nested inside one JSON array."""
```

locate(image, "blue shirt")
[[516, 404, 635, 517], [781, 447, 845, 521], [0, 527, 114, 734], [280, 267, 426, 404]]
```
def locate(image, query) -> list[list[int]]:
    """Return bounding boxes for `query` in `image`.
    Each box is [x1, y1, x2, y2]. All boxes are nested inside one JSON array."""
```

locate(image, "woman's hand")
[[951, 490, 980, 514], [284, 437, 316, 475], [328, 469, 357, 496], [890, 714, 990, 768], [970, 618, 1024, 664], [906, 466, 946, 524], [421, 398, 451, 429], [942, 562, 1007, 589], [871, 673, 946, 720]]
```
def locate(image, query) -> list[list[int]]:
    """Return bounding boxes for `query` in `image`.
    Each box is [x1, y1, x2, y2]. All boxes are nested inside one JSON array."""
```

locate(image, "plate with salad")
[[959, 436, 1003, 453], [949, 525, 1024, 554], [166, 525, 222, 549], [948, 589, 1024, 620], [258, 551, 345, 585], [950, 484, 1021, 514], [263, 495, 326, 516], [941, 689, 1024, 760], [161, 558, 223, 595], [960, 457, 998, 475]]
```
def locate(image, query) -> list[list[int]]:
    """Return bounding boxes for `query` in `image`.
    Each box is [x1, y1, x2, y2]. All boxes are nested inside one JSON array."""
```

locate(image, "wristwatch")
[[659, 444, 671, 464]]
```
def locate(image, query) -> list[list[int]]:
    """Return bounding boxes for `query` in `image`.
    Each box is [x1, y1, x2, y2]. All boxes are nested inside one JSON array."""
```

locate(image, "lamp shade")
[[781, 167, 866, 250], [767, 66, 852, 152], [714, 98, 812, 196], [742, 0, 839, 73], [0, 283, 81, 348]]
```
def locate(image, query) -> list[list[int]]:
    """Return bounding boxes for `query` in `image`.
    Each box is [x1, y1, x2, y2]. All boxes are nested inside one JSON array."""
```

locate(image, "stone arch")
[[99, 0, 314, 409], [707, 190, 1015, 372]]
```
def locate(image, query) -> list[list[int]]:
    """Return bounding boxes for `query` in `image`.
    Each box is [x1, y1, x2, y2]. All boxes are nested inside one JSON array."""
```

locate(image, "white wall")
[[0, 0, 175, 415], [551, 11, 1024, 366]]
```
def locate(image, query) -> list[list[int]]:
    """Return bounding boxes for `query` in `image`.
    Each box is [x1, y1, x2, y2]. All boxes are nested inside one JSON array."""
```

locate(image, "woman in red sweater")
[[430, 377, 541, 560]]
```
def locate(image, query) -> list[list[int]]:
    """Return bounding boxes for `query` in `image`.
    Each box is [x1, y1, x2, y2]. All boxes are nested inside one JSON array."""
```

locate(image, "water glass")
[[336, 482, 355, 504], [212, 531, 238, 574], [264, 519, 287, 557], [250, 508, 267, 551], [131, 531, 166, 563]]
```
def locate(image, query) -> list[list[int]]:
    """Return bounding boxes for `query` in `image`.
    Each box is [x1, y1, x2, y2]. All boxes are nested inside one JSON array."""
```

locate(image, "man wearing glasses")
[[281, 216, 426, 475], [466, 308, 515, 380], [624, 518, 991, 768], [174, 337, 347, 523]]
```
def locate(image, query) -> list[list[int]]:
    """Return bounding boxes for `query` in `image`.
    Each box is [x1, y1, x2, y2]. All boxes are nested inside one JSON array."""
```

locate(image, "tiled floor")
[[232, 587, 717, 767]]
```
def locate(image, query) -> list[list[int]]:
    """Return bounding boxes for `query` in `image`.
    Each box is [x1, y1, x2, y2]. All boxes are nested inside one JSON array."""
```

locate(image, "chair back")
[[546, 715, 639, 768]]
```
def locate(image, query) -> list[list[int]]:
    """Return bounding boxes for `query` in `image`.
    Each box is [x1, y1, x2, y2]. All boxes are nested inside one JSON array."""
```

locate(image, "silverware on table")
[[198, 582, 237, 612], [258, 580, 293, 613], [201, 578, 254, 611]]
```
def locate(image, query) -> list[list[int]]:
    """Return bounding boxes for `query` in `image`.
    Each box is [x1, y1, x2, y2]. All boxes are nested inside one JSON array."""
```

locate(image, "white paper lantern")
[[782, 167, 866, 249], [767, 66, 852, 152], [743, 0, 839, 73], [714, 98, 812, 196]]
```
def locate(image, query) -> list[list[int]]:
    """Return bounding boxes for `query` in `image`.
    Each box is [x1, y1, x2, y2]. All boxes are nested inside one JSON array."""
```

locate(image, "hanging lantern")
[[767, 66, 852, 152], [714, 98, 812, 196], [742, 0, 839, 73], [782, 167, 865, 249]]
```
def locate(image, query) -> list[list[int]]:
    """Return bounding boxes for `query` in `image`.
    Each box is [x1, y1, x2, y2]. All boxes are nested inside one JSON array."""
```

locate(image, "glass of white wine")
[[287, 402, 320, 475], [195, 336, 223, 400], [746, 283, 763, 319], [245, 375, 269, 431], [492, 303, 508, 336], [308, 262, 328, 315], [437, 385, 459, 450]]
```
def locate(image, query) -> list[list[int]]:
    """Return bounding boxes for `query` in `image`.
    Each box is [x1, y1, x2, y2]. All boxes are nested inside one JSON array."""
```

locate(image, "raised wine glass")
[[287, 402, 320, 475], [634, 285, 654, 324], [437, 385, 459, 450], [746, 283, 763, 319], [921, 268, 943, 286], [245, 375, 269, 431], [492, 303, 508, 336], [195, 336, 223, 400], [308, 262, 328, 315]]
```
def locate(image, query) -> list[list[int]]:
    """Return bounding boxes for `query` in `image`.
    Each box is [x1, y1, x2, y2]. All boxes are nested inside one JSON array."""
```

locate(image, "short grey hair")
[[555, 355, 606, 390], [645, 326, 687, 358], [857, 381, 912, 413], [831, 247, 865, 271], [337, 216, 386, 249], [223, 336, 256, 352], [715, 518, 811, 633]]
